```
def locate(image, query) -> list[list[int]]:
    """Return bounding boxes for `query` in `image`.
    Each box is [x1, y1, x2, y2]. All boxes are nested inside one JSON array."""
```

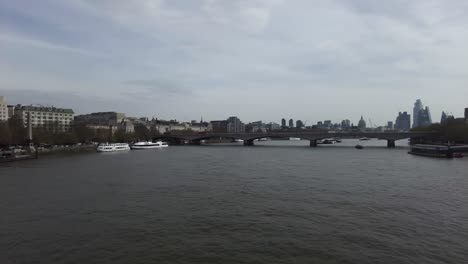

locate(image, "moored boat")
[[355, 145, 364, 149], [408, 144, 465, 158], [97, 143, 130, 152], [130, 141, 168, 150], [359, 137, 371, 141]]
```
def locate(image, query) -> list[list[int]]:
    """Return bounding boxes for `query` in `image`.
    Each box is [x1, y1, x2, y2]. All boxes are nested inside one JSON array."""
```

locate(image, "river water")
[[1, 140, 467, 263]]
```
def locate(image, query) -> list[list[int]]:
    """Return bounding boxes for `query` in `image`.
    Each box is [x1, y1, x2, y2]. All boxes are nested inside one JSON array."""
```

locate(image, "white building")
[[13, 105, 74, 131], [0, 96, 8, 121]]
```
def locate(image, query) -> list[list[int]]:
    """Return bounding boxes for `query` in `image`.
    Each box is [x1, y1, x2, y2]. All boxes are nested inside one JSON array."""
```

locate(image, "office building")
[[413, 99, 423, 128], [12, 104, 74, 131], [417, 107, 432, 127], [227, 116, 245, 133], [288, 119, 294, 128], [245, 121, 266, 133], [281, 118, 286, 129], [465, 108, 468, 120], [296, 120, 304, 129], [341, 119, 351, 129], [210, 120, 228, 133], [0, 96, 8, 121], [395, 112, 411, 131], [266, 122, 280, 131], [387, 121, 393, 130], [441, 111, 448, 124]]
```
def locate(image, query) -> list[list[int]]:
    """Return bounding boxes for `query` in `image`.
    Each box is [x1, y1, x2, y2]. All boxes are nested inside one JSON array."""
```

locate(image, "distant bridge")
[[154, 132, 438, 148]]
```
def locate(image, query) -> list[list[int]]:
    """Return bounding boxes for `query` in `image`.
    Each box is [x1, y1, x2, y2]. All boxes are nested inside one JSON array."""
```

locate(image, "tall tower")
[[288, 118, 294, 128], [413, 99, 423, 128], [281, 118, 286, 128]]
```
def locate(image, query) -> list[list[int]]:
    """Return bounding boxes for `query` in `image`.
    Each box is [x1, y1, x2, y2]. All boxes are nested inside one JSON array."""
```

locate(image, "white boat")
[[97, 143, 130, 152], [289, 137, 301, 141], [130, 141, 168, 150], [318, 138, 337, 144]]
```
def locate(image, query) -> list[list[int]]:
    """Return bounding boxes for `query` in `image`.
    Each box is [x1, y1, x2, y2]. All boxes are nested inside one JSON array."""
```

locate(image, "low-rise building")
[[209, 120, 228, 133], [0, 96, 8, 121], [13, 104, 74, 131], [266, 122, 281, 131], [245, 121, 267, 133]]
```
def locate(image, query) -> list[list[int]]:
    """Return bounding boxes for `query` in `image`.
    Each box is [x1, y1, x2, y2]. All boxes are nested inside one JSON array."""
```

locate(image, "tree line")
[[0, 120, 178, 147], [411, 118, 468, 143]]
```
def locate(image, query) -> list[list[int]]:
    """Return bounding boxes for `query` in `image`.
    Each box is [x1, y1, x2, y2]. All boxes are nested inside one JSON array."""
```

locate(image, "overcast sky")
[[1, 0, 467, 125]]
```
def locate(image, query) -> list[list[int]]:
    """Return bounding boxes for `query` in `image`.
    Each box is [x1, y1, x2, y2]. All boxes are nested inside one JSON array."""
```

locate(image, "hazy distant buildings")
[[357, 116, 366, 130], [395, 112, 411, 131], [441, 111, 448, 124], [413, 99, 423, 128], [245, 121, 266, 133], [12, 104, 74, 131], [266, 122, 280, 131], [341, 119, 351, 129], [387, 121, 393, 130], [288, 118, 294, 128], [227, 116, 245, 133], [296, 120, 304, 129], [281, 118, 286, 129], [0, 96, 8, 121], [417, 107, 432, 127], [75, 112, 126, 125]]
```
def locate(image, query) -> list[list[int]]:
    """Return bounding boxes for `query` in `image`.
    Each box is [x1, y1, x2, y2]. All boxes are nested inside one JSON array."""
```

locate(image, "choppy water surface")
[[1, 140, 467, 263]]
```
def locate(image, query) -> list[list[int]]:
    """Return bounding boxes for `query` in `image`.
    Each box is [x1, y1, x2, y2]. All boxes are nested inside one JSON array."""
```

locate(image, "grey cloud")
[[124, 79, 194, 96]]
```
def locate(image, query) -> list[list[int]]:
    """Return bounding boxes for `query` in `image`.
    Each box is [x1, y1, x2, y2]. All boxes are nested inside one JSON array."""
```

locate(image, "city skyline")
[[1, 0, 468, 123]]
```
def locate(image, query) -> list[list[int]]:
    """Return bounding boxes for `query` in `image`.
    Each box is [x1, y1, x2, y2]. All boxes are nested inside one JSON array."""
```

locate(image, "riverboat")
[[97, 143, 130, 152], [130, 141, 168, 150], [318, 138, 337, 144], [408, 144, 460, 158]]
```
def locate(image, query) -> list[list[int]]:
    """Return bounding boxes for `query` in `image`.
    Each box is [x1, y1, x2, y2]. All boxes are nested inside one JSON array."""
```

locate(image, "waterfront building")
[[118, 119, 135, 133], [12, 104, 74, 131], [281, 118, 286, 129], [465, 108, 468, 120], [227, 116, 245, 133], [210, 120, 228, 133], [395, 112, 411, 131], [266, 122, 280, 131], [288, 119, 294, 128], [245, 121, 267, 133], [412, 99, 424, 128], [74, 112, 126, 125], [296, 120, 304, 129], [0, 96, 8, 121], [441, 111, 448, 124], [357, 116, 366, 130], [323, 120, 332, 129]]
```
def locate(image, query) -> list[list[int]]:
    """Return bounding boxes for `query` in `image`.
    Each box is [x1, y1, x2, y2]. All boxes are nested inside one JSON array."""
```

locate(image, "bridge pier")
[[309, 140, 318, 147], [243, 140, 254, 146], [387, 140, 396, 148], [188, 140, 201, 145]]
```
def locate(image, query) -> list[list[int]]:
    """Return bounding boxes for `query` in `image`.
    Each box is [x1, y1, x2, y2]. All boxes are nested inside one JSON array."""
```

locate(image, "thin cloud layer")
[[1, 0, 467, 124]]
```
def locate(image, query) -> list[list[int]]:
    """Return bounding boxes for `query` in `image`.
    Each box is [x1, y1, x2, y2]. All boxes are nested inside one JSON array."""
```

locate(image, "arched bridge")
[[154, 131, 438, 148]]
